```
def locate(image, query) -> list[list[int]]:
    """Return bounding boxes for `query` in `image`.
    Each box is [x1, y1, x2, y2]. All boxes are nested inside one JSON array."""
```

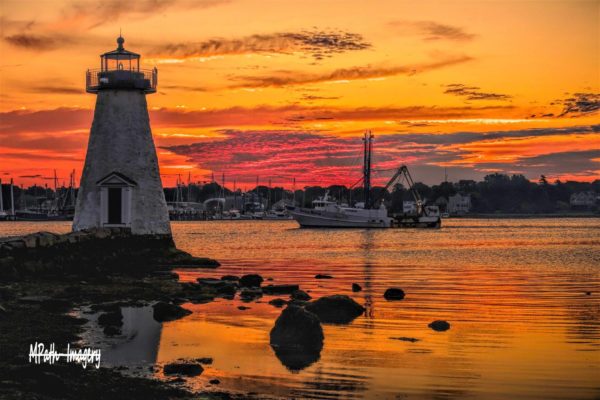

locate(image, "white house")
[[570, 192, 597, 208], [448, 193, 471, 214]]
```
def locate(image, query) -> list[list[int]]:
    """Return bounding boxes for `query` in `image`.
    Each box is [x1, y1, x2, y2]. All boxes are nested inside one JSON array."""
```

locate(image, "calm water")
[[2, 219, 599, 399]]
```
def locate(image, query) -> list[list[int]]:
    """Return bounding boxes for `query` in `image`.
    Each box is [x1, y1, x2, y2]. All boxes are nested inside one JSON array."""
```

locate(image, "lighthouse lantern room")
[[86, 35, 157, 93]]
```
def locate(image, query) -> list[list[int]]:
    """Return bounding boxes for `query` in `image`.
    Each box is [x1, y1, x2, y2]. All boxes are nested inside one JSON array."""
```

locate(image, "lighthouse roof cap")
[[101, 35, 140, 58]]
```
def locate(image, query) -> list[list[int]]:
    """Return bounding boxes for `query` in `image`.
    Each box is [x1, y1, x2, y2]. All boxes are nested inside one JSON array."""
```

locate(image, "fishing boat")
[[286, 131, 393, 228], [286, 131, 441, 229]]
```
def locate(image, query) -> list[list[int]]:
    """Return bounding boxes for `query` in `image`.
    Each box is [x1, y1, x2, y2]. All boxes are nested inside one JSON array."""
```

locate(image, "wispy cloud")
[[149, 29, 371, 61], [3, 33, 62, 51], [229, 54, 473, 88], [0, 103, 516, 137], [63, 0, 231, 29], [558, 93, 600, 117], [444, 84, 512, 101], [389, 20, 476, 41], [161, 125, 600, 186]]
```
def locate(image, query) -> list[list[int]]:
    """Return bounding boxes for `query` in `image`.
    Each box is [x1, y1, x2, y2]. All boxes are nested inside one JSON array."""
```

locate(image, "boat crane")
[[373, 165, 429, 216]]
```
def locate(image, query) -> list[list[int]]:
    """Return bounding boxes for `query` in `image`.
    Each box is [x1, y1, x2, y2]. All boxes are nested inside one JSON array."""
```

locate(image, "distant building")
[[403, 201, 417, 214], [448, 194, 471, 214], [435, 196, 448, 213], [570, 191, 598, 209]]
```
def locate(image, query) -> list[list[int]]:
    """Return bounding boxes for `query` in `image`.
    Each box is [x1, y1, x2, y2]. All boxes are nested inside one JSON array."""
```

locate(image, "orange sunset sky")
[[0, 0, 598, 188]]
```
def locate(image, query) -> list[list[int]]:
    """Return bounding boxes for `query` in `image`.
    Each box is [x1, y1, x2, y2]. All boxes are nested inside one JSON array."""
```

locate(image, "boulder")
[[163, 362, 204, 376], [103, 325, 121, 336], [352, 283, 362, 292], [291, 290, 311, 301], [270, 305, 324, 371], [237, 306, 250, 311], [315, 274, 333, 279], [194, 357, 213, 365], [384, 288, 405, 300], [239, 274, 264, 288], [216, 283, 237, 296], [221, 275, 240, 281], [268, 298, 288, 308], [209, 379, 220, 385], [262, 284, 299, 295], [428, 320, 451, 332], [240, 287, 262, 302], [152, 302, 192, 322], [37, 232, 58, 247], [305, 295, 365, 324], [98, 310, 123, 327], [196, 278, 226, 288]]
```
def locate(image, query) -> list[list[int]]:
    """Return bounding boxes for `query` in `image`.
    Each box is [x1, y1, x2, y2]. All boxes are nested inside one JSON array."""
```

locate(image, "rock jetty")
[[0, 228, 219, 280]]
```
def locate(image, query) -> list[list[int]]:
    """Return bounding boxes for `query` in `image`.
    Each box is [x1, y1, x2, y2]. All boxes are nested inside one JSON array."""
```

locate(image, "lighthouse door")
[[97, 172, 136, 228], [108, 188, 122, 224]]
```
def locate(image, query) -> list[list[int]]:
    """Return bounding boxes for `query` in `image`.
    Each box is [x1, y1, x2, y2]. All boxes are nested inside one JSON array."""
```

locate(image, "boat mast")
[[363, 130, 373, 209], [0, 179, 3, 213], [10, 178, 15, 216]]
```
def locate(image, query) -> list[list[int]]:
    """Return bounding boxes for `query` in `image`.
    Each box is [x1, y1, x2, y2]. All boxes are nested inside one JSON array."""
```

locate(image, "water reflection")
[[271, 345, 322, 372], [2, 219, 599, 399], [84, 306, 162, 368]]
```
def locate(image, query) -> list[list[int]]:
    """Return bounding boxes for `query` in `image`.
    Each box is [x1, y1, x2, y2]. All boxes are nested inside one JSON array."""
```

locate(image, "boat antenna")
[[363, 130, 373, 209]]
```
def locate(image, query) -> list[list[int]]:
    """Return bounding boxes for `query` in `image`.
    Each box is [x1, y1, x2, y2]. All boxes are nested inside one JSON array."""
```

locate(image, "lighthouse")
[[73, 36, 171, 236]]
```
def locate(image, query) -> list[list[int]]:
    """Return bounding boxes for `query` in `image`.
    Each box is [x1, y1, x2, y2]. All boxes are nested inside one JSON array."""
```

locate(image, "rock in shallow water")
[[352, 283, 362, 292], [103, 325, 121, 336], [240, 287, 262, 302], [268, 298, 288, 308], [270, 305, 324, 371], [163, 362, 203, 376], [152, 302, 192, 322], [239, 274, 263, 288], [384, 288, 405, 300], [262, 284, 299, 295], [291, 289, 311, 301], [314, 274, 333, 279], [98, 309, 123, 327], [428, 320, 451, 332], [305, 295, 365, 324]]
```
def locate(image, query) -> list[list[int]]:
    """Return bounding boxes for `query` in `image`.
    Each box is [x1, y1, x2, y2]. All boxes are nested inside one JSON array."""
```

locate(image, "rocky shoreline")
[[0, 228, 438, 399], [0, 229, 243, 400]]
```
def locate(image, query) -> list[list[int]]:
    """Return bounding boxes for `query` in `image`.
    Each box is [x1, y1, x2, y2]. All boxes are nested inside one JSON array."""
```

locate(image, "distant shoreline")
[[448, 213, 599, 219]]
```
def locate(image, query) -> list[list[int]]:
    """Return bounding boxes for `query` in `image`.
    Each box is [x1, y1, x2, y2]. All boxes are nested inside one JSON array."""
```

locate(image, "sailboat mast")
[[0, 179, 3, 213], [363, 130, 373, 209], [10, 179, 15, 216]]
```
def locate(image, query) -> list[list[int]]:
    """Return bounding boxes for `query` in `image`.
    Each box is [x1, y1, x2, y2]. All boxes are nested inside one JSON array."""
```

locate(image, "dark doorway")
[[108, 187, 122, 224]]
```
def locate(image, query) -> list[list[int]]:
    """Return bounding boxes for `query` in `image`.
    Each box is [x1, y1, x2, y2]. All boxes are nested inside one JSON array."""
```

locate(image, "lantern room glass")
[[102, 54, 139, 72]]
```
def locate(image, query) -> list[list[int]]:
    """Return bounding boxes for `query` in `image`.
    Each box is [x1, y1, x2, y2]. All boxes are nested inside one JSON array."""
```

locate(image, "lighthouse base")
[[73, 90, 171, 236]]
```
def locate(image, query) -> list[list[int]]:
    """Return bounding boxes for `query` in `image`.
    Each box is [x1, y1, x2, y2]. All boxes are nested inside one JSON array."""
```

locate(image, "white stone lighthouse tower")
[[73, 35, 171, 235]]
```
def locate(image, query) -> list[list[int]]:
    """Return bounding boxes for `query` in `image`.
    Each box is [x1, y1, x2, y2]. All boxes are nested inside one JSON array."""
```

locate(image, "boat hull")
[[288, 208, 391, 228]]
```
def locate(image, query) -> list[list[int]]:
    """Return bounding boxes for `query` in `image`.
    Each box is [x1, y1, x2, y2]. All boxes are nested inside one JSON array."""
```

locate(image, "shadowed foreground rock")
[[0, 228, 219, 280], [163, 362, 204, 376], [384, 288, 405, 300], [239, 274, 263, 288], [262, 284, 299, 295], [305, 295, 365, 324], [270, 305, 324, 371], [428, 320, 451, 332], [152, 302, 192, 322]]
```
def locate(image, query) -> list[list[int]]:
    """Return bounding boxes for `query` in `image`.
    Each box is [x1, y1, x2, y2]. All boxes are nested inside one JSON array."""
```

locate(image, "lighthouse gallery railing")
[[86, 68, 157, 93]]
